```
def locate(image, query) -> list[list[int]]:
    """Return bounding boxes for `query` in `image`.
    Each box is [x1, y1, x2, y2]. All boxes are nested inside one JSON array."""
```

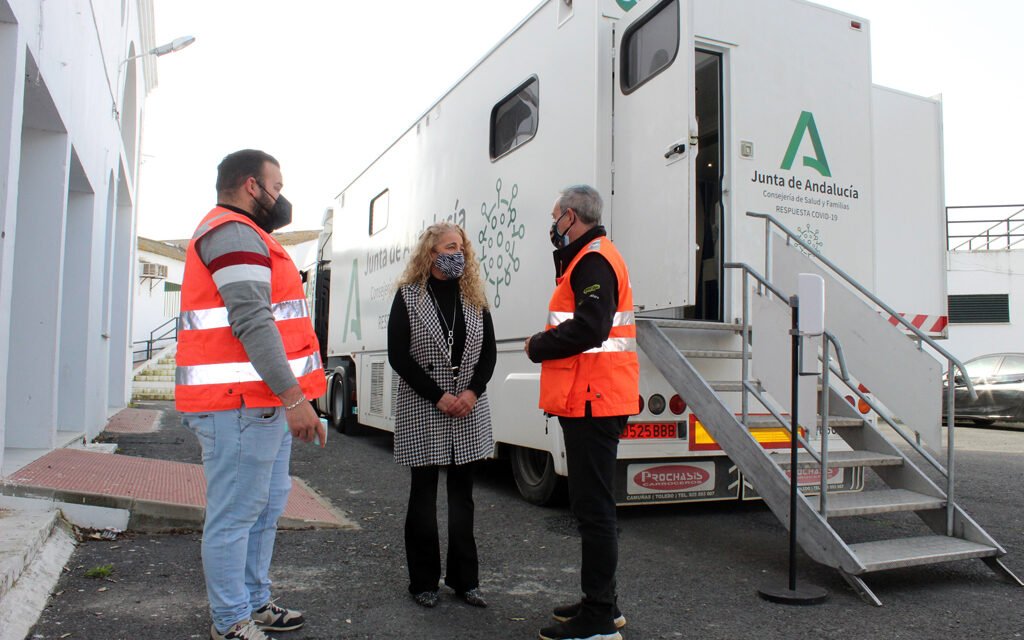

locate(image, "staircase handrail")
[[747, 211, 976, 401], [132, 316, 179, 363], [725, 260, 955, 527]]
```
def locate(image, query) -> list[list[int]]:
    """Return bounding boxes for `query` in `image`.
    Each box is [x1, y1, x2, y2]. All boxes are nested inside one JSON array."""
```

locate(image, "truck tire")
[[511, 446, 565, 506], [330, 373, 354, 434]]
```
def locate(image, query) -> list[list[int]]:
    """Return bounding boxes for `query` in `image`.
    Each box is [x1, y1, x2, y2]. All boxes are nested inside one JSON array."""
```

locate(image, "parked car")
[[943, 353, 1024, 425]]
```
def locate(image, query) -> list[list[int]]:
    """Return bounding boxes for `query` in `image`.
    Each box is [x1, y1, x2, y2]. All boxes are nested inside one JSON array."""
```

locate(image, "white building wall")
[[945, 250, 1024, 363], [0, 0, 155, 470], [283, 239, 319, 273], [133, 249, 184, 345]]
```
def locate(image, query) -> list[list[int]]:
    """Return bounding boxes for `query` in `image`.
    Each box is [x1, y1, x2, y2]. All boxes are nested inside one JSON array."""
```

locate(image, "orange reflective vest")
[[175, 207, 326, 412], [539, 236, 640, 418]]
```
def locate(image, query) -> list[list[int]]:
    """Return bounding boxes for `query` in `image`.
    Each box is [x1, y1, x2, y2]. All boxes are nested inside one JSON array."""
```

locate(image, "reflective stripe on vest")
[[179, 298, 310, 331], [177, 352, 323, 386]]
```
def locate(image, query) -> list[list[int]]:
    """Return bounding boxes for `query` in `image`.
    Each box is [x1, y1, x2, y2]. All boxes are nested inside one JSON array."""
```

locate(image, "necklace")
[[427, 283, 459, 376]]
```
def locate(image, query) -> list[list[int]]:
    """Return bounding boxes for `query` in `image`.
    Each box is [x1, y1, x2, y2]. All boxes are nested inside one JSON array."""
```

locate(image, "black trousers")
[[405, 463, 479, 594], [559, 410, 625, 620]]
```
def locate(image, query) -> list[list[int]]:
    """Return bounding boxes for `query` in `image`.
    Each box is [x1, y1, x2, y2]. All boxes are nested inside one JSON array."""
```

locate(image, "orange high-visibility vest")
[[539, 236, 639, 418], [175, 207, 326, 412]]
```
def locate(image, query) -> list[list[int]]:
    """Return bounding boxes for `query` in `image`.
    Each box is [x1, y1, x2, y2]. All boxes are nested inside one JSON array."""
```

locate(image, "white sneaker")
[[210, 619, 273, 640]]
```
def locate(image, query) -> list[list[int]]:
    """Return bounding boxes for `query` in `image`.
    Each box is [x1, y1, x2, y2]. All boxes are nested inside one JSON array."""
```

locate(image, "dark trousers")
[[559, 410, 625, 620], [405, 463, 479, 594]]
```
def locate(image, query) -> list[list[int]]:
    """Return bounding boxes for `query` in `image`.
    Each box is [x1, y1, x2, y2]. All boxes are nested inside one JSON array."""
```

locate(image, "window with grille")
[[947, 294, 1009, 324]]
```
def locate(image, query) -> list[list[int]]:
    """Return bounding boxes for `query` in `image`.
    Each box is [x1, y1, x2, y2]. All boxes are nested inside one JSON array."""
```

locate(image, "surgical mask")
[[549, 210, 574, 249], [255, 182, 293, 232], [434, 251, 465, 279]]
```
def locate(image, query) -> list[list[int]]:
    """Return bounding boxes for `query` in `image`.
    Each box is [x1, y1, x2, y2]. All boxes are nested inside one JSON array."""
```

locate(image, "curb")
[[0, 509, 57, 603]]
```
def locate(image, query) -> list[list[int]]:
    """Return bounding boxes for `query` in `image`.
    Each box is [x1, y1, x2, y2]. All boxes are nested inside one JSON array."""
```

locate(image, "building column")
[[57, 156, 96, 434], [0, 20, 26, 465], [5, 126, 70, 449], [107, 169, 135, 411]]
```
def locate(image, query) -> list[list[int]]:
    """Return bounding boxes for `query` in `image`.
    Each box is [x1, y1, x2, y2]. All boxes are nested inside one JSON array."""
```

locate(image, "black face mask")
[[549, 210, 574, 249], [254, 181, 293, 233]]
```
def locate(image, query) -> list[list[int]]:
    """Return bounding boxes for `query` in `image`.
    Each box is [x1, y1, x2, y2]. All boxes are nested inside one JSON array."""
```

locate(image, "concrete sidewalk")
[[0, 404, 356, 640]]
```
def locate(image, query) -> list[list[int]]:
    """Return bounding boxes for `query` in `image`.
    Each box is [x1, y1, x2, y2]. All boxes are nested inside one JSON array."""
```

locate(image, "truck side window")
[[490, 76, 539, 160], [621, 0, 680, 94], [369, 189, 389, 236]]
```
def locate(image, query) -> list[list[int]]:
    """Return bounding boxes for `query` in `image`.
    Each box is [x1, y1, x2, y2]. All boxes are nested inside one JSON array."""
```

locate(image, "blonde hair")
[[396, 222, 489, 310]]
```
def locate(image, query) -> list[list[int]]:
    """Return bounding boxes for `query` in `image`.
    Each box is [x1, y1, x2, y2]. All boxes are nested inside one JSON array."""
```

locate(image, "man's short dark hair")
[[216, 149, 279, 194]]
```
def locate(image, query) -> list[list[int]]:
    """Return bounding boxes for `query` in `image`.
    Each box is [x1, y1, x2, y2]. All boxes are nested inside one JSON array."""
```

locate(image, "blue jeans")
[[183, 405, 292, 632]]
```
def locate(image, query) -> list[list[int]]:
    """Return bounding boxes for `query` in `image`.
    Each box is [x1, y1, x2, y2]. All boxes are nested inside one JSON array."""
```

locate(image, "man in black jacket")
[[526, 185, 636, 640]]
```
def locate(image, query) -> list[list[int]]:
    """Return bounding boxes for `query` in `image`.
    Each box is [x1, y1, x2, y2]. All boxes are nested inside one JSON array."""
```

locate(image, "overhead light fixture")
[[122, 35, 196, 66]]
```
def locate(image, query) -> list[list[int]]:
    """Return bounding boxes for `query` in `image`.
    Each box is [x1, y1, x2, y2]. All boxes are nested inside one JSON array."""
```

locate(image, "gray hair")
[[558, 185, 603, 225]]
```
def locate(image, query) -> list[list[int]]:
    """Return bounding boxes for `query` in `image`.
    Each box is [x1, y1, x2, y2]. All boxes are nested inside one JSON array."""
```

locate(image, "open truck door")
[[612, 0, 695, 312]]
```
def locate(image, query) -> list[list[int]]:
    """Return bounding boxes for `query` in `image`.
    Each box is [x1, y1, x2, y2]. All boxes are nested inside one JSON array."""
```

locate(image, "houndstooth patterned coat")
[[393, 284, 493, 467]]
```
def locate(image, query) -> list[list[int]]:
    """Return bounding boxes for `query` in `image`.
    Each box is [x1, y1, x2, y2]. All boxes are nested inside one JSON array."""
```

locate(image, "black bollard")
[[758, 295, 828, 605]]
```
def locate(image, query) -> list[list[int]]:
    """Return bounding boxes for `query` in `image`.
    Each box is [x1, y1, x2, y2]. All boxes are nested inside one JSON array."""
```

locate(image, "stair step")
[[812, 489, 944, 517], [707, 380, 760, 393], [771, 450, 904, 469], [680, 349, 743, 359], [849, 535, 1000, 572], [745, 416, 864, 429], [641, 318, 745, 333]]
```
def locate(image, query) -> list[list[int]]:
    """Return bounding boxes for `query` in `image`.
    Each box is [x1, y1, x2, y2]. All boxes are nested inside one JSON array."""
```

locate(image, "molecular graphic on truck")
[[477, 178, 526, 308]]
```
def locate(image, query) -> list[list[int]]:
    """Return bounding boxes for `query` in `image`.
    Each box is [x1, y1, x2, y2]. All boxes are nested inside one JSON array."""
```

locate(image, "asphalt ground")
[[27, 403, 1024, 639]]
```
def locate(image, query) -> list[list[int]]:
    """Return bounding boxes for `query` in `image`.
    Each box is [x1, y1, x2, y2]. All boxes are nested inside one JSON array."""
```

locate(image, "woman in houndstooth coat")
[[387, 222, 496, 609]]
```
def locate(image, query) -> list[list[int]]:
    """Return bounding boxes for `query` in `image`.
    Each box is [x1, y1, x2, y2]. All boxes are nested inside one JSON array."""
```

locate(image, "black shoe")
[[412, 590, 439, 608], [539, 617, 622, 640], [552, 600, 626, 629], [455, 587, 488, 608]]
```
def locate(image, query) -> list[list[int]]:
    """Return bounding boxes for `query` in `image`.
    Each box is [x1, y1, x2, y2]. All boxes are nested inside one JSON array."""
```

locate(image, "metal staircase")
[[634, 213, 1023, 605]]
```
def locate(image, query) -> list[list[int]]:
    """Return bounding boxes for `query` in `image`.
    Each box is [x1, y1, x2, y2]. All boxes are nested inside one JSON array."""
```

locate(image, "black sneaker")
[[552, 601, 626, 629], [252, 601, 304, 632], [539, 617, 622, 640]]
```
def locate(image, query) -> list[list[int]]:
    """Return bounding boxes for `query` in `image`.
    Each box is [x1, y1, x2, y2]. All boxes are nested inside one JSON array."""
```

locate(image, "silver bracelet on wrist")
[[284, 397, 306, 411]]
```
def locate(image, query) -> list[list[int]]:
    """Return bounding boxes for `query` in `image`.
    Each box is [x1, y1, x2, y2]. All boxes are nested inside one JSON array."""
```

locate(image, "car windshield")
[[997, 356, 1024, 376], [965, 356, 1002, 379]]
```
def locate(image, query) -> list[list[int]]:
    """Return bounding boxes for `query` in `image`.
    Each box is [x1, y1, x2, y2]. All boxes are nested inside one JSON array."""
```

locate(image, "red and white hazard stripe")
[[886, 313, 948, 338]]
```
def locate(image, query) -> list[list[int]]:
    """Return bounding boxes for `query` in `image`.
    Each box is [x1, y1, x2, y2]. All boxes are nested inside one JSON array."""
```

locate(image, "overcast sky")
[[137, 0, 1024, 240]]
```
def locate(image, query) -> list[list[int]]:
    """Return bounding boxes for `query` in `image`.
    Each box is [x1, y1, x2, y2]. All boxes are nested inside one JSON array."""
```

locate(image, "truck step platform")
[[680, 349, 743, 359], [644, 318, 746, 333], [811, 489, 944, 517], [848, 536, 1000, 572], [769, 450, 903, 469], [744, 416, 864, 429]]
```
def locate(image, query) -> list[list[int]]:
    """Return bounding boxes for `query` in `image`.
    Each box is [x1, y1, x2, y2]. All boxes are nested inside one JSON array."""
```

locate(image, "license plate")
[[622, 422, 679, 439]]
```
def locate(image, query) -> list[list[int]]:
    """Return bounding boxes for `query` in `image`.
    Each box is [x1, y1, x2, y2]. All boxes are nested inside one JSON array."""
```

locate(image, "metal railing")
[[745, 211, 978, 534], [726, 261, 851, 518], [946, 204, 1024, 251], [132, 316, 178, 364]]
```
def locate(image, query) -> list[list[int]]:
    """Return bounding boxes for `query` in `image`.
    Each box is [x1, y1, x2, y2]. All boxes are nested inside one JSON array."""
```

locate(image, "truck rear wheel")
[[511, 446, 565, 506]]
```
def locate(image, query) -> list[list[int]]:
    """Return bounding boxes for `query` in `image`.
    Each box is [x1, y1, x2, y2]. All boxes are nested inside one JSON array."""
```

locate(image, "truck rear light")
[[669, 394, 687, 415], [638, 395, 645, 414], [648, 394, 666, 415]]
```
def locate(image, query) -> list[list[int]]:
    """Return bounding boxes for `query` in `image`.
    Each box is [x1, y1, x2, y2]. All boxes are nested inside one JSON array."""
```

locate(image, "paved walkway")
[[0, 408, 353, 531]]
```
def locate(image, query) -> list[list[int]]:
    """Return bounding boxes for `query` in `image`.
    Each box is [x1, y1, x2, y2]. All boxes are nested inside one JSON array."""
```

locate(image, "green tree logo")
[[781, 111, 831, 177]]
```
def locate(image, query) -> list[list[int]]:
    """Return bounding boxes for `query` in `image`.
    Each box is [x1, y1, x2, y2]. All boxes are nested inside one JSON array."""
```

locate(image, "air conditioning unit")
[[140, 262, 168, 279]]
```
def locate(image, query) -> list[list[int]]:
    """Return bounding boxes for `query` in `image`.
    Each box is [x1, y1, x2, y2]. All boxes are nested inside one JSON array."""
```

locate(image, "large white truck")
[[306, 0, 1024, 602], [310, 0, 951, 508]]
